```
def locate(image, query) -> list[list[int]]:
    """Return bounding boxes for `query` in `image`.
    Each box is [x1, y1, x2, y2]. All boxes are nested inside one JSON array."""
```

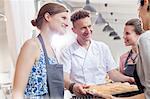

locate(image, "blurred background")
[[0, 0, 139, 98]]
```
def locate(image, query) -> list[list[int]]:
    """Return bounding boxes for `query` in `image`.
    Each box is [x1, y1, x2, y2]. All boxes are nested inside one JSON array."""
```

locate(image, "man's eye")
[[62, 17, 66, 19]]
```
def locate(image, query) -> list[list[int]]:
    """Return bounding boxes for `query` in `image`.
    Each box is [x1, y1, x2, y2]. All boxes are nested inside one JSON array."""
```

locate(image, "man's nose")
[[85, 27, 92, 33]]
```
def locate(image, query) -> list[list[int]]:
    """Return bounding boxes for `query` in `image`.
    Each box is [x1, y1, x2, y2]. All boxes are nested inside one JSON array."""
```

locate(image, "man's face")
[[72, 17, 93, 42]]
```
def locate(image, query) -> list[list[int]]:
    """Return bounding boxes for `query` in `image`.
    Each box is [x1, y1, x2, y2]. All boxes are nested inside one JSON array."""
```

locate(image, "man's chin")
[[85, 38, 91, 41]]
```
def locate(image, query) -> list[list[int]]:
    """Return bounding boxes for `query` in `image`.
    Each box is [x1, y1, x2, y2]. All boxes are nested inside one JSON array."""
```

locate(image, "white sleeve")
[[103, 44, 117, 72], [138, 33, 150, 98], [59, 48, 71, 74]]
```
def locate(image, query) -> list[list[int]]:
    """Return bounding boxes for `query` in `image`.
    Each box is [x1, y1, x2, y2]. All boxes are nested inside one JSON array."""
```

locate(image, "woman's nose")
[[123, 35, 126, 39]]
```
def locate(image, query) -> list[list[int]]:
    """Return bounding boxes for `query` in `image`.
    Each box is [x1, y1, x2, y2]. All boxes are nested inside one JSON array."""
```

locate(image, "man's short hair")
[[71, 9, 91, 26]]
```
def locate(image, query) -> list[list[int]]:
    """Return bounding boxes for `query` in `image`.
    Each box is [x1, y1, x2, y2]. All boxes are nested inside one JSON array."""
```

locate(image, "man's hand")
[[72, 83, 89, 96]]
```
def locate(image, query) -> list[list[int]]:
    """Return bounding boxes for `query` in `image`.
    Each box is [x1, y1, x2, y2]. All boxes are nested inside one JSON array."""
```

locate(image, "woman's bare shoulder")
[[120, 51, 129, 58], [23, 38, 39, 49], [22, 37, 40, 51], [19, 38, 40, 58]]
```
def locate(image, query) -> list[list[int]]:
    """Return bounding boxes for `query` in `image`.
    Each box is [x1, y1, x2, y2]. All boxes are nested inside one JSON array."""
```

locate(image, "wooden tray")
[[71, 82, 142, 99], [85, 82, 139, 95], [71, 90, 142, 99]]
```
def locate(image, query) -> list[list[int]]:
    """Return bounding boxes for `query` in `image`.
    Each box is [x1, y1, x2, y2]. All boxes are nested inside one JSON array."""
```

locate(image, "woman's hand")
[[126, 76, 135, 83]]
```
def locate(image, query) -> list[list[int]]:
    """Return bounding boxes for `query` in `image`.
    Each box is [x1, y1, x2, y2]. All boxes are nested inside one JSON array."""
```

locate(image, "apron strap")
[[124, 50, 135, 77], [37, 34, 51, 96], [38, 34, 64, 99], [124, 50, 132, 67], [38, 34, 59, 63], [38, 34, 49, 66]]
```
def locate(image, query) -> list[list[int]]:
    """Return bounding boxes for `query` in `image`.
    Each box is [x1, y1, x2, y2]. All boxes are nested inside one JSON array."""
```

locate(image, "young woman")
[[119, 18, 144, 77], [12, 3, 70, 99]]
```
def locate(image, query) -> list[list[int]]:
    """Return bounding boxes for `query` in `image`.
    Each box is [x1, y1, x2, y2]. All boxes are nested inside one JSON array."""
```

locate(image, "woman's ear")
[[142, 0, 149, 11], [44, 12, 51, 22], [144, 0, 149, 6]]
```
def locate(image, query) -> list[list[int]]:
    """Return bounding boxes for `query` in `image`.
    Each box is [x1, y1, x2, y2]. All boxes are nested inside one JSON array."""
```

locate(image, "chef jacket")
[[60, 40, 117, 85]]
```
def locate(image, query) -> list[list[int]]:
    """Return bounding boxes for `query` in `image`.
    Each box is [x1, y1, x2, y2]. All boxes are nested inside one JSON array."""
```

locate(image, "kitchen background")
[[0, 0, 139, 98]]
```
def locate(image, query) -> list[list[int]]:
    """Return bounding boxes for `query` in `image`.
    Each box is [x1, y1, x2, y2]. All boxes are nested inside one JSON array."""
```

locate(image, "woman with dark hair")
[[119, 18, 144, 77], [136, 0, 150, 98], [12, 2, 70, 99]]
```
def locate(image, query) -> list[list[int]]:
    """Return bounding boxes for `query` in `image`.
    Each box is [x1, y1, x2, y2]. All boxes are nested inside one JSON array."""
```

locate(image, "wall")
[[0, 0, 35, 83], [92, 24, 129, 67]]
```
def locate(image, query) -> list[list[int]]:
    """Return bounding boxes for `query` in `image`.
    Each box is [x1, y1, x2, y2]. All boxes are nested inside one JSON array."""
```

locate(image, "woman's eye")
[[126, 32, 130, 35]]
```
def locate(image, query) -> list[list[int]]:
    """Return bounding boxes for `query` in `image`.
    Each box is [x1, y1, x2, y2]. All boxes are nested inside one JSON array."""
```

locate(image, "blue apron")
[[38, 34, 64, 99]]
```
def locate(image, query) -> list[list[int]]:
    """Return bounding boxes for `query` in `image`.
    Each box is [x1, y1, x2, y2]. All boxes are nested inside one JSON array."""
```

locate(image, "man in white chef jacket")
[[60, 9, 135, 96]]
